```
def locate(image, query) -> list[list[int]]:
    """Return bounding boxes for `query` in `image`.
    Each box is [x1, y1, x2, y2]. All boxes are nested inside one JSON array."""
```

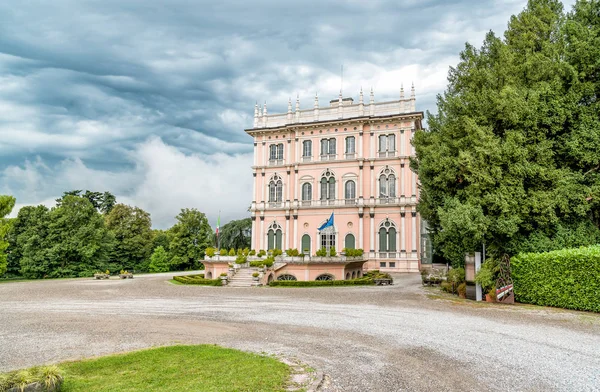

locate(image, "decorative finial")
[[314, 92, 319, 108], [263, 102, 267, 117], [411, 82, 415, 98], [287, 97, 292, 113], [359, 87, 364, 104], [400, 84, 405, 99]]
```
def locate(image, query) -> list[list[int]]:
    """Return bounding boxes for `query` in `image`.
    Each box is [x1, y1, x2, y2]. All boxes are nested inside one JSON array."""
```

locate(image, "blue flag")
[[318, 212, 334, 231]]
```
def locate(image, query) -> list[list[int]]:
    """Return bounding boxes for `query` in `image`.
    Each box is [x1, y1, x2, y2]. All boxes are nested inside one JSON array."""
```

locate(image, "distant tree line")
[[0, 190, 251, 279]]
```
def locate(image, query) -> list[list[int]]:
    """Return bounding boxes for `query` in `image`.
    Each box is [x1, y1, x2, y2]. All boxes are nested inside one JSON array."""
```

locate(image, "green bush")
[[257, 249, 266, 258], [249, 249, 256, 256], [249, 256, 274, 268], [285, 249, 299, 257], [228, 248, 235, 256], [475, 259, 498, 292], [364, 270, 392, 280], [173, 275, 221, 286], [447, 267, 465, 293], [235, 254, 247, 264], [512, 245, 600, 312], [269, 278, 374, 287], [440, 281, 452, 293], [205, 247, 215, 257], [343, 248, 364, 257], [329, 246, 336, 257], [458, 282, 467, 297], [219, 249, 227, 256], [252, 272, 259, 278], [271, 248, 283, 257], [315, 247, 327, 257], [242, 248, 250, 256]]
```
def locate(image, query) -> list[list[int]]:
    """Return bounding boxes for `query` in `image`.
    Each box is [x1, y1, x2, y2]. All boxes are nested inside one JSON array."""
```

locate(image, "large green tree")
[[215, 218, 251, 250], [412, 0, 600, 266], [0, 195, 16, 276], [105, 204, 154, 271], [5, 205, 48, 277], [20, 196, 114, 278], [168, 208, 212, 270], [56, 190, 117, 214]]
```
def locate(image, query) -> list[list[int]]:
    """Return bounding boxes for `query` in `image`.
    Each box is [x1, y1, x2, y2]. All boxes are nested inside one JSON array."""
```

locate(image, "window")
[[267, 222, 283, 250], [268, 174, 283, 205], [345, 136, 355, 157], [320, 170, 335, 202], [302, 140, 312, 161], [277, 274, 297, 281], [345, 234, 355, 250], [302, 183, 312, 206], [320, 138, 336, 160], [379, 219, 397, 257], [389, 262, 396, 268], [380, 262, 386, 268], [301, 234, 311, 255], [344, 180, 356, 204], [315, 274, 334, 281], [379, 167, 396, 200], [320, 225, 336, 250], [269, 143, 284, 162], [378, 134, 396, 157]]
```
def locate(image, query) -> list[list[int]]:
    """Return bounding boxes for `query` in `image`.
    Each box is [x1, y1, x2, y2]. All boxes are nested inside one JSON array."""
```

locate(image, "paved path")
[[1, 273, 599, 391]]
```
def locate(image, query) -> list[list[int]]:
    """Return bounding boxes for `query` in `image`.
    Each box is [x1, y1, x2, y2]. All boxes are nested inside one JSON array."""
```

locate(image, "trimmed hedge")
[[269, 278, 375, 287], [512, 245, 600, 312], [173, 275, 222, 286]]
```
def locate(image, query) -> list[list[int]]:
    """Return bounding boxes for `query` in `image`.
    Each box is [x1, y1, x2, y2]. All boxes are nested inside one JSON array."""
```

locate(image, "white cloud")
[[3, 137, 253, 228]]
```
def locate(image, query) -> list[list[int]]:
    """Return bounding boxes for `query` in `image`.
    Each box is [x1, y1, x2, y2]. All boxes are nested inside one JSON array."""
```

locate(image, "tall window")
[[320, 225, 336, 251], [320, 170, 335, 203], [267, 222, 283, 250], [268, 174, 283, 205], [269, 143, 284, 161], [302, 140, 312, 159], [345, 136, 355, 156], [302, 182, 312, 206], [378, 219, 397, 256], [320, 138, 336, 160], [344, 180, 356, 204], [378, 134, 396, 157], [301, 234, 311, 255], [345, 233, 355, 250], [379, 167, 396, 200]]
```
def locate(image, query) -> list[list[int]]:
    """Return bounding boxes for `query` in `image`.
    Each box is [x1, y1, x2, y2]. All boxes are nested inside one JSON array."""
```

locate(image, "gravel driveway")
[[1, 273, 598, 391]]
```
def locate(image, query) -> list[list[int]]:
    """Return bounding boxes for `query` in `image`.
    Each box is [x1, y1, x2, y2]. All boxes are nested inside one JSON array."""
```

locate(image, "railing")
[[320, 154, 336, 161], [268, 159, 284, 166], [345, 199, 357, 205], [320, 199, 336, 206], [255, 197, 415, 210], [301, 200, 311, 206], [378, 150, 396, 158], [302, 156, 312, 162], [345, 152, 356, 159], [269, 201, 282, 208], [377, 252, 398, 259]]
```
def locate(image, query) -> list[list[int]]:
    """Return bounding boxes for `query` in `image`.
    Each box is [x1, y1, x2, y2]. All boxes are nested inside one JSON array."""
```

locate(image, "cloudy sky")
[[0, 0, 575, 228]]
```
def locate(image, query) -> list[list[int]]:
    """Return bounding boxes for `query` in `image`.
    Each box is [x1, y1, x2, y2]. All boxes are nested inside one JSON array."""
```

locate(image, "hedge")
[[511, 245, 600, 312], [269, 278, 375, 287], [173, 275, 222, 286]]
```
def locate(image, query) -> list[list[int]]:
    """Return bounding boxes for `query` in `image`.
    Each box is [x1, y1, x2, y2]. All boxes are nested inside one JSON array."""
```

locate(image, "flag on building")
[[318, 212, 334, 231], [216, 212, 220, 236]]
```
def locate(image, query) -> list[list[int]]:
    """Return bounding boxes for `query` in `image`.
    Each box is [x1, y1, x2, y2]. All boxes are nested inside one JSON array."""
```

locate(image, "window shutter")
[[321, 139, 327, 155], [379, 135, 386, 152], [329, 138, 336, 155], [388, 134, 396, 151], [379, 228, 388, 252], [320, 177, 327, 200], [328, 177, 335, 200], [388, 227, 397, 252], [389, 175, 396, 197]]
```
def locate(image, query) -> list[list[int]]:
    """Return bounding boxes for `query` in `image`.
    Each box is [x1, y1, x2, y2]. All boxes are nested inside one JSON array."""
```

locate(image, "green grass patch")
[[58, 345, 290, 392], [269, 278, 375, 287]]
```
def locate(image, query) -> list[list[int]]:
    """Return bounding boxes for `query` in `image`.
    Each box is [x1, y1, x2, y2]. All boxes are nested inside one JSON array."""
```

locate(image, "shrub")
[[364, 270, 392, 280], [285, 249, 299, 257], [228, 248, 235, 256], [249, 249, 256, 256], [219, 249, 227, 256], [447, 267, 465, 294], [242, 248, 250, 256], [149, 246, 170, 273], [343, 248, 364, 257], [440, 281, 452, 293], [173, 275, 221, 286], [512, 245, 600, 312], [252, 272, 259, 278], [475, 258, 498, 292], [269, 278, 375, 287], [39, 365, 63, 391], [257, 250, 266, 258], [272, 248, 283, 257], [220, 272, 228, 277], [458, 282, 467, 298], [315, 247, 327, 257], [329, 246, 336, 257], [235, 254, 247, 264], [205, 247, 216, 257]]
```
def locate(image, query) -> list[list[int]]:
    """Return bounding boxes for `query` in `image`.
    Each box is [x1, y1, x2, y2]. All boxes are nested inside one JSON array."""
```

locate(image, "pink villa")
[[245, 86, 426, 277]]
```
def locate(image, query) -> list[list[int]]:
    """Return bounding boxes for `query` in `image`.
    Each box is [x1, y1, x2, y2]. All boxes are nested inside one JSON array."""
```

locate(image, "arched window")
[[345, 233, 355, 250], [301, 234, 311, 255], [320, 170, 335, 203], [268, 174, 283, 205], [277, 274, 297, 281], [319, 225, 336, 252], [302, 183, 312, 205], [267, 222, 283, 250], [345, 180, 356, 203], [378, 219, 397, 257], [379, 167, 396, 200], [315, 274, 334, 281]]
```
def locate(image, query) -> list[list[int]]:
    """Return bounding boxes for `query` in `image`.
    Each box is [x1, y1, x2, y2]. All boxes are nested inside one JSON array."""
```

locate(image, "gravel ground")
[[1, 272, 599, 391]]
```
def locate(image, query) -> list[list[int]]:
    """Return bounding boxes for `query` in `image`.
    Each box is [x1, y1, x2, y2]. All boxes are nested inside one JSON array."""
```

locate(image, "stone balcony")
[[252, 196, 418, 211]]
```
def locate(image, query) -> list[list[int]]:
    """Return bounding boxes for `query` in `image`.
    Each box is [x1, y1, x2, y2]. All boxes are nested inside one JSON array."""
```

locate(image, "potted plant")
[[475, 259, 498, 302], [252, 272, 260, 281], [220, 272, 228, 286]]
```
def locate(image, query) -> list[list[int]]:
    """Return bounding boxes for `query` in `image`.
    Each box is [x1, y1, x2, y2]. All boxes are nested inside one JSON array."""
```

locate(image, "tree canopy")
[[216, 218, 252, 250], [168, 208, 213, 270], [105, 204, 154, 271], [0, 195, 16, 276], [412, 0, 600, 266]]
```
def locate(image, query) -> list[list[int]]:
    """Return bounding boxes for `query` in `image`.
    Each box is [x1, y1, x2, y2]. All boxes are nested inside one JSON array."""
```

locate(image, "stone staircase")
[[227, 267, 259, 287]]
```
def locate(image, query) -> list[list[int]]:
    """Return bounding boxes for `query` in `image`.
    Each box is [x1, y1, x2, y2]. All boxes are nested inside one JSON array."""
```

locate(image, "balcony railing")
[[345, 199, 357, 205], [320, 154, 336, 161], [255, 197, 414, 210], [377, 252, 398, 259], [302, 156, 312, 162], [301, 200, 311, 206], [345, 152, 356, 159], [268, 201, 282, 208], [268, 159, 284, 166], [378, 150, 396, 158]]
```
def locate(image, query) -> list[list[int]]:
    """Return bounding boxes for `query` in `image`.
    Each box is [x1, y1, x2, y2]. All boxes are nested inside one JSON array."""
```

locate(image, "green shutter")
[[379, 228, 387, 252], [388, 228, 397, 252], [301, 235, 311, 255], [275, 230, 282, 250], [345, 234, 355, 250], [268, 230, 274, 250]]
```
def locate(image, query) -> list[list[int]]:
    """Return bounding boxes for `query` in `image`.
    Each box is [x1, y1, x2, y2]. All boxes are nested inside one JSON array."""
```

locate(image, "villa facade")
[[245, 86, 424, 272]]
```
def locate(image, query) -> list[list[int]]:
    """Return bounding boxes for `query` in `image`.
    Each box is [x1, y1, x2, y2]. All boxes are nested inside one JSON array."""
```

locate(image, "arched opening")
[[206, 271, 213, 279], [315, 274, 334, 281], [346, 272, 350, 280], [267, 222, 283, 251], [344, 180, 356, 203], [345, 233, 355, 250], [378, 219, 397, 257], [352, 271, 356, 279], [267, 273, 274, 284], [357, 270, 362, 278], [301, 234, 311, 256], [277, 274, 297, 281]]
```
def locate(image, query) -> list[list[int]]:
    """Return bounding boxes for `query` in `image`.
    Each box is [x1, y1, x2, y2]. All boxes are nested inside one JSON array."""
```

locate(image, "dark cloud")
[[0, 0, 575, 227]]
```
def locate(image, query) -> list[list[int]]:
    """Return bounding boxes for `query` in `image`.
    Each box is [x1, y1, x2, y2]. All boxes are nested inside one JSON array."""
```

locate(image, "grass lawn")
[[59, 345, 290, 392]]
